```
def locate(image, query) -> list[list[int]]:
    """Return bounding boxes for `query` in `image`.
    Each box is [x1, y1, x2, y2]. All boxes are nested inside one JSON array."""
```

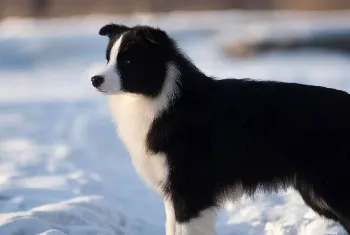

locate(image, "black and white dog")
[[91, 24, 350, 235]]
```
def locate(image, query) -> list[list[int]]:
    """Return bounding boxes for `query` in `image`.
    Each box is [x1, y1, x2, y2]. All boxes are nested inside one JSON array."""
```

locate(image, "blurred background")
[[0, 1, 350, 235], [2, 0, 350, 17]]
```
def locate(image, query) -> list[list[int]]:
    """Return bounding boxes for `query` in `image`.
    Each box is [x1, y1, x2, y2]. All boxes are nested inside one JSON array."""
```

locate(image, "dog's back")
[[177, 78, 350, 186], [210, 79, 350, 169]]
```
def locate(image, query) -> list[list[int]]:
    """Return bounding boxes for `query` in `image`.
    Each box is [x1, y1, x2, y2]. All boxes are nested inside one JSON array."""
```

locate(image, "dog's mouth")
[[96, 87, 106, 93], [95, 87, 117, 95]]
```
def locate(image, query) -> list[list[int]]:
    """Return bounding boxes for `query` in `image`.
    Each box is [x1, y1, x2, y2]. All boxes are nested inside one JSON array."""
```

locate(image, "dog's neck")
[[108, 63, 179, 156]]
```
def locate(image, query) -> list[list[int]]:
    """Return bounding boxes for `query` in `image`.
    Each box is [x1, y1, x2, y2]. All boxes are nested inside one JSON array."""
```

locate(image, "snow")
[[0, 196, 161, 235], [0, 10, 350, 235]]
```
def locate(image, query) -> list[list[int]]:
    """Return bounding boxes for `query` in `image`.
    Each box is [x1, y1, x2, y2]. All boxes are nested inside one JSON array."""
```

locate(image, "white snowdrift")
[[0, 196, 160, 235]]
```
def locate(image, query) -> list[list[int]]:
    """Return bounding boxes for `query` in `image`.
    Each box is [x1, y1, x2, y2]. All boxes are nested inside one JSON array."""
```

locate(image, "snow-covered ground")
[[0, 10, 350, 235]]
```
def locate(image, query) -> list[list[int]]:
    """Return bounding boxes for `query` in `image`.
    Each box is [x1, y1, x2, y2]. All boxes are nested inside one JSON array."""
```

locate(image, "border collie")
[[91, 24, 350, 235]]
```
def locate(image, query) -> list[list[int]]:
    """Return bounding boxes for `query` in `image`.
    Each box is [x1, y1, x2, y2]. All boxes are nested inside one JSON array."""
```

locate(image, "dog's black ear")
[[99, 24, 130, 38], [139, 27, 169, 45], [136, 26, 172, 52]]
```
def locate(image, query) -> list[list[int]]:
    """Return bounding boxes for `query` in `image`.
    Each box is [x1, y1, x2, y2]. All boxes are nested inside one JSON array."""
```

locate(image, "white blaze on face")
[[95, 35, 124, 94]]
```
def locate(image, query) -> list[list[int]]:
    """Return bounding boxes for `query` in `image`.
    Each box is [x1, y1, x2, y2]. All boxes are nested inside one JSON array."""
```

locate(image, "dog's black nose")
[[91, 75, 104, 88]]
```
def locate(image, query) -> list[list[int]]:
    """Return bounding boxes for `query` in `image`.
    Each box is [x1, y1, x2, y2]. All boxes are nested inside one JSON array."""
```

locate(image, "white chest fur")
[[108, 94, 169, 192]]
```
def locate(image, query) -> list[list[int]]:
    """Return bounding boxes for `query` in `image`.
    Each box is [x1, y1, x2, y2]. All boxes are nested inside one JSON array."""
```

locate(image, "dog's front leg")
[[174, 208, 216, 235], [164, 200, 176, 235]]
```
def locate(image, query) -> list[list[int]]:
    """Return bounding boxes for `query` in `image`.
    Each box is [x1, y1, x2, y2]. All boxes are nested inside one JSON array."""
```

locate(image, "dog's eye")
[[125, 60, 131, 65]]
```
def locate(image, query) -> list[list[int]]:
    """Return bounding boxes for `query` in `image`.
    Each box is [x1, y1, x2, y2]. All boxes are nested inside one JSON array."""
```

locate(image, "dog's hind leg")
[[295, 182, 350, 234], [296, 185, 339, 221]]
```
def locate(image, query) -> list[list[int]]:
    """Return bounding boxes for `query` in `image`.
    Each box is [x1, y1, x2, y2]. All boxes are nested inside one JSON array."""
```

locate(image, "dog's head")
[[91, 24, 178, 97]]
